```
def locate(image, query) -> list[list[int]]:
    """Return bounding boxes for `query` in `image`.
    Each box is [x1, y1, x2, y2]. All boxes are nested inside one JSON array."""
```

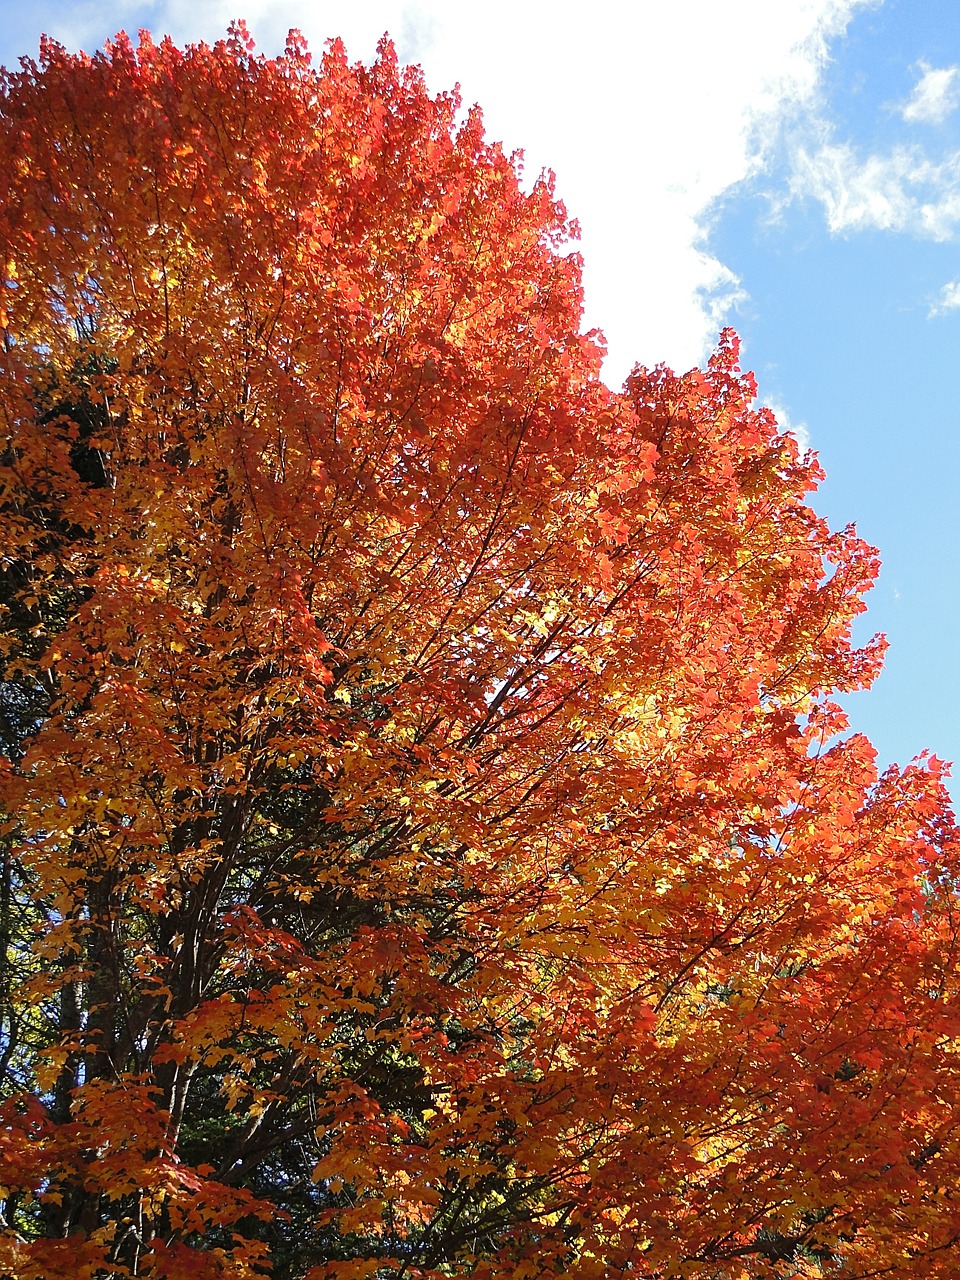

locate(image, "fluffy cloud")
[[782, 55, 960, 242], [929, 278, 960, 317], [900, 62, 960, 125], [791, 140, 960, 238]]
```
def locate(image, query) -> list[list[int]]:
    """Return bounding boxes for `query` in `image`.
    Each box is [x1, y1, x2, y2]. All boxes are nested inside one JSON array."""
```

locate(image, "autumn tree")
[[2, 24, 960, 1280]]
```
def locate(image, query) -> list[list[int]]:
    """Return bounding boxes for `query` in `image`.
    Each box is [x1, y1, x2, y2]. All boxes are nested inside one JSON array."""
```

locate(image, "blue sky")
[[1, 0, 957, 782], [710, 0, 960, 775]]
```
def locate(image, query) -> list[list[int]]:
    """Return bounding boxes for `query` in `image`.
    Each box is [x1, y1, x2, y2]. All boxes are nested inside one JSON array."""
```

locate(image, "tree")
[[1, 23, 960, 1280]]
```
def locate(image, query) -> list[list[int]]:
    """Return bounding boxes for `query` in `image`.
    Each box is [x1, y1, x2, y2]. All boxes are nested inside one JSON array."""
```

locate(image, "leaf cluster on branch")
[[1, 22, 959, 1280]]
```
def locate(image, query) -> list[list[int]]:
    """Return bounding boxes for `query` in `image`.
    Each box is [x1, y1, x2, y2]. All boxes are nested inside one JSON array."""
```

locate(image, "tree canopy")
[[2, 23, 960, 1280]]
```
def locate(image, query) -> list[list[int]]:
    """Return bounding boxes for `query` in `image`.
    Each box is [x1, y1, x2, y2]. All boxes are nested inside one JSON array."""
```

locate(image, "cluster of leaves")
[[2, 23, 960, 1280]]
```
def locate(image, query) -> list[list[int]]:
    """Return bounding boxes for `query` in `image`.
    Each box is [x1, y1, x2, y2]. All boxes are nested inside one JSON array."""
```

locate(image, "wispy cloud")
[[929, 278, 960, 317], [396, 5, 438, 63], [791, 140, 960, 238], [900, 62, 960, 125]]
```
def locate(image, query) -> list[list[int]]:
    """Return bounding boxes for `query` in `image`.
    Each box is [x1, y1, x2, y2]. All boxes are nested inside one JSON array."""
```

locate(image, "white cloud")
[[1, 0, 874, 384], [929, 278, 960, 317], [395, 5, 438, 64], [781, 58, 960, 242], [900, 61, 960, 125], [791, 140, 960, 238]]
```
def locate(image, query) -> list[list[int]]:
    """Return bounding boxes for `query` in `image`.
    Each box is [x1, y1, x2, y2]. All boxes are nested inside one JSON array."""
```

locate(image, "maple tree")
[[2, 22, 960, 1280]]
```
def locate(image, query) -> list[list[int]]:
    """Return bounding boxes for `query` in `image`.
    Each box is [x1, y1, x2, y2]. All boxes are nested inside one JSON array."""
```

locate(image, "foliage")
[[2, 23, 960, 1280]]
